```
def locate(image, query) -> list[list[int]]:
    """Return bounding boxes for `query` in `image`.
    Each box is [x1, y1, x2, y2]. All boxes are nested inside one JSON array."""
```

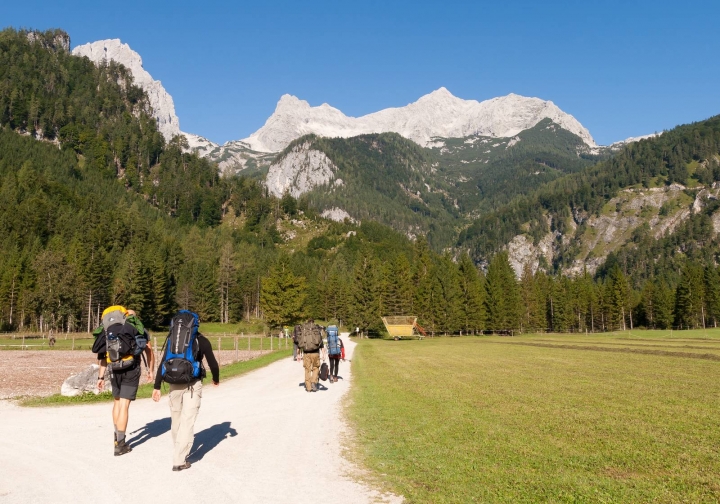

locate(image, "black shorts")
[[110, 364, 141, 401]]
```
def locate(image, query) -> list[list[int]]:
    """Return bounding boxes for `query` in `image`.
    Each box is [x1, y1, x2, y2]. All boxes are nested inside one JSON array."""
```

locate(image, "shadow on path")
[[187, 421, 238, 463], [297, 382, 328, 391], [127, 417, 171, 448]]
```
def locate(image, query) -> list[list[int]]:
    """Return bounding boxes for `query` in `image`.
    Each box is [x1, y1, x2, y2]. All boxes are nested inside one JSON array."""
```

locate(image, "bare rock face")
[[242, 87, 596, 153], [506, 232, 557, 278], [321, 207, 356, 223], [26, 31, 70, 52], [266, 142, 337, 198], [72, 39, 181, 142], [61, 364, 104, 397]]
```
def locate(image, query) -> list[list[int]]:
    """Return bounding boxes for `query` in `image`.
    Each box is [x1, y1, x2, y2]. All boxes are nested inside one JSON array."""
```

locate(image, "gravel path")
[[0, 339, 402, 504]]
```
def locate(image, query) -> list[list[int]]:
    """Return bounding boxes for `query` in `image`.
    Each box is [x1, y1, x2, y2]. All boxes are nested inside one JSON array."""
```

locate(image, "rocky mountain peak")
[[72, 39, 181, 141], [242, 87, 597, 152]]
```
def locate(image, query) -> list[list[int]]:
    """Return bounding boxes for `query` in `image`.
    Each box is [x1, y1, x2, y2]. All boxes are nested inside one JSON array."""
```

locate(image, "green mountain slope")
[[457, 114, 720, 283], [430, 118, 606, 214], [273, 133, 461, 247]]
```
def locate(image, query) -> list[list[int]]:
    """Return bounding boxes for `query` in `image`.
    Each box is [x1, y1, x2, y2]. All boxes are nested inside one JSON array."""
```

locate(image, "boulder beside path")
[[61, 364, 102, 397]]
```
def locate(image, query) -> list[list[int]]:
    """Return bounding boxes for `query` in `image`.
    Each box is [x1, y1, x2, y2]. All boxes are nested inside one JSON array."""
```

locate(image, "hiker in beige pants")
[[168, 381, 203, 467], [153, 328, 220, 472]]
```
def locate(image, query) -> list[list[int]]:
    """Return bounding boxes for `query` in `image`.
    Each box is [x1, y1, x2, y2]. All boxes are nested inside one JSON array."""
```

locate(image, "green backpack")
[[298, 322, 322, 352]]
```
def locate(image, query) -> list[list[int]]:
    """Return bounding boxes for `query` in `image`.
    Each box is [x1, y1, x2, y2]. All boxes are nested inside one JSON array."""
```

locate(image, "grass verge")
[[348, 334, 720, 503], [19, 349, 292, 407]]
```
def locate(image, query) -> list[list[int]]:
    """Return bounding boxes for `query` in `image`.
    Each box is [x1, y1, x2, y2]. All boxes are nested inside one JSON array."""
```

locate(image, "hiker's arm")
[[153, 350, 166, 390], [199, 336, 220, 385], [144, 343, 155, 381], [97, 359, 107, 391]]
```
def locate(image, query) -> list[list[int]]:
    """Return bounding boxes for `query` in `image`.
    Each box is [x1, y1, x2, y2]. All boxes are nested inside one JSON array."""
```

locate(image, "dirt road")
[[0, 339, 401, 504]]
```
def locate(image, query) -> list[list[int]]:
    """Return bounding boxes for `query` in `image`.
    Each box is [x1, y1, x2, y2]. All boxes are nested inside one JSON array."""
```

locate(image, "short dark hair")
[[307, 318, 314, 324]]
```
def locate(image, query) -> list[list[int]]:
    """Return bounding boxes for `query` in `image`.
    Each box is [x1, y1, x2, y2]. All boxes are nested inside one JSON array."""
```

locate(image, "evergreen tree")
[[349, 254, 381, 335], [484, 252, 521, 331], [458, 253, 485, 334], [260, 254, 307, 329]]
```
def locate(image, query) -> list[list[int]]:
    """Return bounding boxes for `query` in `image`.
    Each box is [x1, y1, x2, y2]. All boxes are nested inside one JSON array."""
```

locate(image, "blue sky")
[[4, 0, 720, 145]]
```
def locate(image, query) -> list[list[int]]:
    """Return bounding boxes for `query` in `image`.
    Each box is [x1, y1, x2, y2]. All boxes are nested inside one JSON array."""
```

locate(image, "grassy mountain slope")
[[430, 118, 606, 214]]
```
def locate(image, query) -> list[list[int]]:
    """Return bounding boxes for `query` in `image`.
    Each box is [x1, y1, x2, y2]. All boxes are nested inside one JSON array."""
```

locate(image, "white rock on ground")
[[60, 364, 102, 397], [0, 339, 401, 504]]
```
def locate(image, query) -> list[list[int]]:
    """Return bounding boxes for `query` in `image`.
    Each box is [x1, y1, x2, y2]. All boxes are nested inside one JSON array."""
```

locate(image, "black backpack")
[[320, 362, 329, 381], [105, 322, 143, 371]]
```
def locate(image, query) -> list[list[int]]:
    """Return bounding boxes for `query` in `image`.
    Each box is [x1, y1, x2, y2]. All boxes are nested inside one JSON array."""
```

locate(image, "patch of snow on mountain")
[[321, 208, 355, 223], [183, 133, 218, 157], [506, 136, 521, 148], [72, 39, 180, 141], [609, 133, 661, 149], [266, 142, 337, 198], [242, 87, 596, 152]]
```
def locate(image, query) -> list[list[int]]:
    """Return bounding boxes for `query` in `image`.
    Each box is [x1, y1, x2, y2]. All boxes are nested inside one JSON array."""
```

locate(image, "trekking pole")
[[154, 337, 157, 365]]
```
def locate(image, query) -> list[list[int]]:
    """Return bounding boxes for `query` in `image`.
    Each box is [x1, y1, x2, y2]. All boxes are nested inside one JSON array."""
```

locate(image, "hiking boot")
[[172, 462, 192, 472], [311, 383, 317, 392], [114, 440, 132, 457]]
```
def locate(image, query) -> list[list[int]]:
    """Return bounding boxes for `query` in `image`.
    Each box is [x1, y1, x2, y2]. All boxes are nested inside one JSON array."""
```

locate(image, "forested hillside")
[[431, 118, 606, 215], [276, 133, 461, 247], [2, 27, 719, 337]]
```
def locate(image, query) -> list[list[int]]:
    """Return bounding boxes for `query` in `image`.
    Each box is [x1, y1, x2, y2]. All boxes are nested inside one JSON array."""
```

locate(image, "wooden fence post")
[[218, 337, 221, 352], [271, 334, 273, 351], [235, 336, 238, 362]]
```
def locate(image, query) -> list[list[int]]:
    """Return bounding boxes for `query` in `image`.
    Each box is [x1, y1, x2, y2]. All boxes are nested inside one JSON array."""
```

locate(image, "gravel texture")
[[0, 350, 270, 399], [0, 339, 402, 503]]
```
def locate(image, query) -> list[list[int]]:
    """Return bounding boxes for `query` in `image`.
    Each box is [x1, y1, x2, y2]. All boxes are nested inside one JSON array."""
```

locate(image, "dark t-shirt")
[[153, 333, 219, 389]]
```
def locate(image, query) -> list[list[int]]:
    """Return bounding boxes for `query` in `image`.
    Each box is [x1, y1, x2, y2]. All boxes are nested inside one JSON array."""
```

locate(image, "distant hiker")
[[152, 310, 219, 472], [91, 306, 154, 456], [297, 319, 323, 392], [326, 325, 344, 383], [292, 324, 302, 361]]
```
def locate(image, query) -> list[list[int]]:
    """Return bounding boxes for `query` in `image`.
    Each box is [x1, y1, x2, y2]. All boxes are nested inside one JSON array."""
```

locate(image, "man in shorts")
[[96, 308, 154, 456]]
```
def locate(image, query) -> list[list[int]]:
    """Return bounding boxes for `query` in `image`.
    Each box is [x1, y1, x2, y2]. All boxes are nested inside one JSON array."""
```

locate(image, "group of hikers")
[[91, 306, 345, 471], [291, 319, 346, 392]]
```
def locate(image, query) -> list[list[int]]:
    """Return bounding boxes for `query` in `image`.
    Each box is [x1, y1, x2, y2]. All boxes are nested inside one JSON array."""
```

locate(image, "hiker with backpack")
[[297, 319, 324, 392], [151, 310, 219, 472], [92, 306, 154, 456], [326, 325, 345, 383]]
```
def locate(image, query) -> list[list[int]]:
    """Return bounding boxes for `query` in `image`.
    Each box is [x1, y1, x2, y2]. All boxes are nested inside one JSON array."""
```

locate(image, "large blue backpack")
[[161, 310, 203, 384], [326, 325, 341, 356]]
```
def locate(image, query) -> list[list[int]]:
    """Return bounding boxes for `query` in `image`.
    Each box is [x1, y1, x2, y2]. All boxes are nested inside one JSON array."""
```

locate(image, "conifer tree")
[[260, 254, 307, 329], [349, 254, 381, 334], [458, 253, 485, 334], [484, 252, 521, 331]]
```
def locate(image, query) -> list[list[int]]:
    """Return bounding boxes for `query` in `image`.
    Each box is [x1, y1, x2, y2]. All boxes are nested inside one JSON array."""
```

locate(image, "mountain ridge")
[[241, 87, 597, 153]]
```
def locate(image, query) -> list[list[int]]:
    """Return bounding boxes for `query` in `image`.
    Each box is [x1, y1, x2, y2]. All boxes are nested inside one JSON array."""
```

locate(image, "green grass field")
[[348, 331, 720, 503]]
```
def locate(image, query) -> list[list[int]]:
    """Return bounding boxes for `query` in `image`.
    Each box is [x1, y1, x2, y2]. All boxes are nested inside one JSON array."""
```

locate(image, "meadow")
[[348, 331, 720, 503]]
